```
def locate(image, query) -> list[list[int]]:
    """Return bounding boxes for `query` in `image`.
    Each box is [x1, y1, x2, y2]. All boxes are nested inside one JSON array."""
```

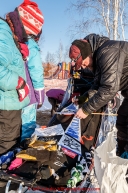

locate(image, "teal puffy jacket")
[[0, 19, 29, 110]]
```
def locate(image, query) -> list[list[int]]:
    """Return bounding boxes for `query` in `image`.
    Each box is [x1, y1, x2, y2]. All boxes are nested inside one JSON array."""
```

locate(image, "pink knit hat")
[[69, 45, 82, 70], [18, 0, 44, 36]]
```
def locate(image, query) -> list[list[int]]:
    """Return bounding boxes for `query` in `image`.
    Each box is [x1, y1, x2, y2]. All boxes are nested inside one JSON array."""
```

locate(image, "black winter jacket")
[[82, 34, 128, 114]]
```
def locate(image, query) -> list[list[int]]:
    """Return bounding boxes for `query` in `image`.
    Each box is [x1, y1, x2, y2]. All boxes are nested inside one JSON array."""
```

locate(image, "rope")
[[80, 75, 94, 86]]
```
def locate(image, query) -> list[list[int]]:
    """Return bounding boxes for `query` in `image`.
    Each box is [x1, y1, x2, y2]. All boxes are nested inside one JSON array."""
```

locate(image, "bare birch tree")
[[45, 52, 56, 64], [69, 0, 128, 40], [56, 42, 64, 63]]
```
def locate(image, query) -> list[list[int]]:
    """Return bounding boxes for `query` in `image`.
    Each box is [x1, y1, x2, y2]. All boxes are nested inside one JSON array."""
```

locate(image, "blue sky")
[[0, 0, 76, 62], [1, 1, 128, 63]]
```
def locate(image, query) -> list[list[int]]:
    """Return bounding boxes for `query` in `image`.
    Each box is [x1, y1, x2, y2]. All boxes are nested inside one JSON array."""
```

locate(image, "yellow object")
[[16, 150, 37, 161], [29, 140, 57, 151], [73, 72, 80, 79], [84, 97, 88, 103], [77, 96, 88, 104]]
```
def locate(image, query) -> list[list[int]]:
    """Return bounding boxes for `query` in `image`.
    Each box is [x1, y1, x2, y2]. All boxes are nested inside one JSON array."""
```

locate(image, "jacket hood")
[[84, 33, 110, 55], [0, 19, 12, 36]]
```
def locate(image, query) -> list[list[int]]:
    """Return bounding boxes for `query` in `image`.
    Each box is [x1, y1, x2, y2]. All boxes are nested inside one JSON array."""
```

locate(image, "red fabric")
[[68, 92, 80, 103], [18, 0, 44, 36], [16, 77, 29, 102], [18, 83, 29, 102], [62, 147, 77, 158], [16, 76, 25, 89], [20, 43, 29, 60], [21, 0, 38, 7]]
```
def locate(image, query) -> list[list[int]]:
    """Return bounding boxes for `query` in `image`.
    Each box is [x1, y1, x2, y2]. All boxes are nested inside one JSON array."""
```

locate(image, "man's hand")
[[72, 97, 79, 105], [75, 108, 89, 119]]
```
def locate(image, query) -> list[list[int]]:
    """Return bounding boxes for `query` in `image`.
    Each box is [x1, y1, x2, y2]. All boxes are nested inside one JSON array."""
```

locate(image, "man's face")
[[81, 55, 93, 70], [70, 53, 93, 71]]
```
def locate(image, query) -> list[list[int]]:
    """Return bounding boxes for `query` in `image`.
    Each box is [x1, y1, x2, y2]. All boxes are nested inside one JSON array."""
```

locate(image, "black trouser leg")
[[0, 110, 22, 155], [116, 98, 128, 155], [48, 97, 58, 116]]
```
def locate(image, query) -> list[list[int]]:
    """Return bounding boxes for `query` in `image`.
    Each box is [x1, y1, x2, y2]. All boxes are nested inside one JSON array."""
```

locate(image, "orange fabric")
[[81, 135, 94, 143], [41, 126, 47, 129]]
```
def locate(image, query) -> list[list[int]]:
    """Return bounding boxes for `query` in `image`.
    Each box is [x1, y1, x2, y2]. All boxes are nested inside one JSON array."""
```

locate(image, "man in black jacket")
[[69, 33, 128, 155]]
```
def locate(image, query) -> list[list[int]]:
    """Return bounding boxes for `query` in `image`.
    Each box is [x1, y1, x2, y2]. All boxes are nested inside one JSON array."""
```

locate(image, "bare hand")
[[37, 104, 42, 109], [75, 108, 88, 119], [72, 97, 79, 105]]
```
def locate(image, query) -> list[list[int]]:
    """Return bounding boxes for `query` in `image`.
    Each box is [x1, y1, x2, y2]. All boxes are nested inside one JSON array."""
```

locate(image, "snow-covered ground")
[[38, 95, 52, 111], [44, 78, 67, 92], [37, 78, 68, 111]]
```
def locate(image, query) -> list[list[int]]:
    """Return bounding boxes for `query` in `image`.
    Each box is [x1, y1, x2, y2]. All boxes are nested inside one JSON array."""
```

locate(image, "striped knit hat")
[[18, 0, 44, 36]]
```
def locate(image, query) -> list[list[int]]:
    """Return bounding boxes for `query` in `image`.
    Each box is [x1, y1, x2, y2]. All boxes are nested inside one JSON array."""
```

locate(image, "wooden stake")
[[55, 112, 118, 116], [92, 112, 118, 116]]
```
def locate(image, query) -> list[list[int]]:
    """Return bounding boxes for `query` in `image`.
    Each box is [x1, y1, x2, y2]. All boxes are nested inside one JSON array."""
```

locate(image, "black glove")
[[76, 95, 88, 105]]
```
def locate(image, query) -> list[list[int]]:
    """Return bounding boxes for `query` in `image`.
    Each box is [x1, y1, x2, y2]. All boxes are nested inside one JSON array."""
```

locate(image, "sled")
[[0, 69, 98, 193], [0, 68, 118, 193]]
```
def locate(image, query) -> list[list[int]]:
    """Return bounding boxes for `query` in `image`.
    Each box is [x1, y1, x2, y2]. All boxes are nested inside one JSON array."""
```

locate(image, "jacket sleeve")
[[34, 89, 45, 104], [82, 47, 125, 114], [27, 44, 45, 104], [0, 45, 19, 91]]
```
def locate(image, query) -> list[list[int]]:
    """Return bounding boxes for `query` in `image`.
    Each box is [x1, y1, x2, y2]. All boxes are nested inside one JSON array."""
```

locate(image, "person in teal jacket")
[[5, 0, 45, 141], [0, 18, 29, 155], [19, 1, 45, 141], [21, 36, 45, 141], [0, 0, 45, 191]]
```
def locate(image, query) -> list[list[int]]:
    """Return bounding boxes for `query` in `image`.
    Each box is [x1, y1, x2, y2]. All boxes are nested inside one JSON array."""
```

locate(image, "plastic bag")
[[94, 128, 128, 193]]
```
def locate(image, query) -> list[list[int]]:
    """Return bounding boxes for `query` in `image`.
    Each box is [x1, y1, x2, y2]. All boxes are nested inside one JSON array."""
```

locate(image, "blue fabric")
[[27, 39, 44, 89], [20, 39, 45, 141], [121, 151, 128, 159], [21, 104, 36, 141], [0, 148, 21, 165], [22, 104, 36, 124], [0, 19, 29, 110], [21, 121, 36, 141]]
